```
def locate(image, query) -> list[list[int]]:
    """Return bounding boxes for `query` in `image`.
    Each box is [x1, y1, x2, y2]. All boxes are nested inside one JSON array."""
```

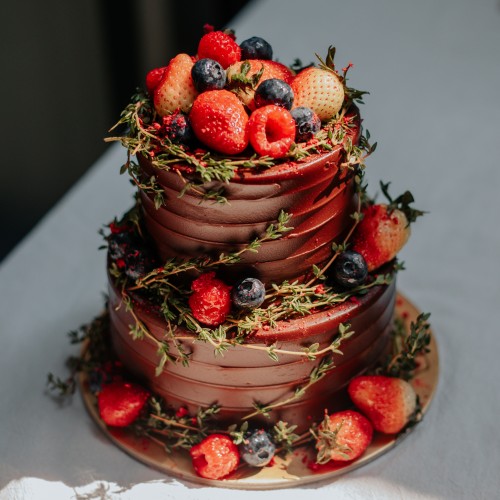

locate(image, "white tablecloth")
[[1, 0, 499, 498]]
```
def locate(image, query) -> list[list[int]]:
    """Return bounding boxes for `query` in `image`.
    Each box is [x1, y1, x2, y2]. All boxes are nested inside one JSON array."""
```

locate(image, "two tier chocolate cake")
[[50, 27, 434, 484]]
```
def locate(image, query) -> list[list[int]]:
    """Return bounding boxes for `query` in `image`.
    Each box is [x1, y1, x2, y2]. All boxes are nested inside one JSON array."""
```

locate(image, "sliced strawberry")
[[145, 66, 167, 95], [197, 31, 241, 69], [248, 105, 295, 158], [348, 375, 417, 434], [153, 53, 198, 116], [188, 272, 232, 326], [189, 90, 249, 155], [315, 410, 373, 463], [291, 67, 344, 121], [190, 434, 240, 479], [351, 204, 410, 271], [97, 381, 150, 427], [227, 59, 295, 109]]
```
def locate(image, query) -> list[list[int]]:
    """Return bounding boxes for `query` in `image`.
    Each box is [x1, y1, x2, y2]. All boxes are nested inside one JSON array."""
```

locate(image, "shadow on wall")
[[0, 0, 249, 262]]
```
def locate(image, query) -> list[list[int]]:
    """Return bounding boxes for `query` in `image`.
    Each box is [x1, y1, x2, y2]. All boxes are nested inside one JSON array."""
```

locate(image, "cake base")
[[79, 292, 438, 489]]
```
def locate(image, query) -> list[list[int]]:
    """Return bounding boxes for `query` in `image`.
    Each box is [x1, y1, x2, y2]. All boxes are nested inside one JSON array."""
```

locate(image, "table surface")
[[1, 0, 499, 498]]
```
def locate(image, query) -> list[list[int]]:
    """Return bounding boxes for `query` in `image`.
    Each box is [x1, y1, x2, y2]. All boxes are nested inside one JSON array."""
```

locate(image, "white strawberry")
[[154, 53, 198, 116], [291, 66, 344, 121]]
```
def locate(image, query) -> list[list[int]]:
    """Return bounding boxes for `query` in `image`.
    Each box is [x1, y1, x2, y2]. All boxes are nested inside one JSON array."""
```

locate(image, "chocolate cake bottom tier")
[[108, 279, 396, 432]]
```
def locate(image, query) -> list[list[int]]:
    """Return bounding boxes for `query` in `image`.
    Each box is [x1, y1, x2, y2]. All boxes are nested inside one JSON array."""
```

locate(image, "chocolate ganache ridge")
[[136, 108, 361, 284]]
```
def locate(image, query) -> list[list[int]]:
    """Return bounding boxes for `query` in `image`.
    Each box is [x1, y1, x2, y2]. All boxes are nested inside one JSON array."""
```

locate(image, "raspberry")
[[197, 31, 241, 69], [248, 105, 295, 158], [97, 381, 150, 427], [190, 434, 240, 479], [189, 90, 249, 155], [188, 272, 231, 326]]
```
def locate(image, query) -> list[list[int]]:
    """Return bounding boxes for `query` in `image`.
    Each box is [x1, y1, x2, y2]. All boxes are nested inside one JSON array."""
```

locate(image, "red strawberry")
[[348, 375, 417, 434], [188, 272, 232, 326], [197, 31, 241, 69], [315, 410, 373, 464], [248, 105, 295, 158], [189, 90, 249, 155], [291, 66, 345, 121], [190, 434, 240, 479], [97, 381, 150, 427], [145, 66, 167, 95], [227, 59, 295, 108], [154, 53, 198, 116], [351, 204, 410, 272]]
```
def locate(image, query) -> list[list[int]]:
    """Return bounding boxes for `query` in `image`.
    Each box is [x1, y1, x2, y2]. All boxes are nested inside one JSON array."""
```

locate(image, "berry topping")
[[254, 78, 294, 110], [348, 375, 417, 434], [291, 66, 344, 121], [189, 90, 249, 155], [240, 36, 273, 60], [191, 58, 227, 92], [331, 250, 368, 289], [227, 59, 295, 108], [160, 110, 193, 144], [239, 429, 276, 467], [248, 105, 295, 158], [123, 245, 157, 281], [232, 277, 266, 309], [154, 53, 198, 116], [97, 381, 150, 428], [197, 31, 241, 69], [352, 204, 410, 272], [145, 66, 167, 95], [315, 410, 373, 464], [290, 106, 321, 142], [190, 434, 240, 479], [188, 272, 232, 326]]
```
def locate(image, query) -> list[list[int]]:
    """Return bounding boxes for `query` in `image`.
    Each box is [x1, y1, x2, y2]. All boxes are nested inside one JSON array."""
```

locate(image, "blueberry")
[[332, 250, 368, 289], [191, 58, 226, 92], [254, 78, 294, 110], [232, 277, 266, 309], [162, 111, 193, 144], [240, 36, 273, 60], [239, 429, 276, 467], [124, 246, 157, 281], [291, 106, 321, 142]]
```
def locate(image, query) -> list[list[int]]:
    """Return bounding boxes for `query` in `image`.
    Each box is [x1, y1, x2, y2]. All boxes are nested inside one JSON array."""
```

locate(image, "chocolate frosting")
[[107, 106, 398, 430]]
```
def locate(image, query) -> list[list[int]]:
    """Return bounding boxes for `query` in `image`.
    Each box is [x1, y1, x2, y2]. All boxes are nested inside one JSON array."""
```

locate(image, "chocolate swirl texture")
[[137, 109, 361, 284]]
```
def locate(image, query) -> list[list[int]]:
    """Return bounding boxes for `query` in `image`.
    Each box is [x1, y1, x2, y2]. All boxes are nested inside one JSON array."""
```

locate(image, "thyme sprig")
[[105, 90, 376, 196]]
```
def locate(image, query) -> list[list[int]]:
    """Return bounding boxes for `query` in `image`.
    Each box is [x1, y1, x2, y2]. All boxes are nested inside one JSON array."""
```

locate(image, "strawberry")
[[145, 66, 167, 95], [315, 410, 373, 464], [352, 204, 410, 272], [348, 375, 417, 434], [291, 66, 344, 121], [188, 272, 232, 326], [197, 31, 241, 69], [153, 53, 198, 116], [189, 90, 249, 155], [190, 434, 240, 479], [226, 59, 295, 109], [352, 183, 425, 271], [97, 381, 150, 427], [248, 105, 295, 158]]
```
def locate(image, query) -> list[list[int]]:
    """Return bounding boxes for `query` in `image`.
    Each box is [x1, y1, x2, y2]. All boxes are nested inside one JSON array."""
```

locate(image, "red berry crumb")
[[248, 105, 296, 158], [190, 434, 240, 480], [197, 31, 241, 69], [97, 381, 150, 428], [188, 272, 231, 326]]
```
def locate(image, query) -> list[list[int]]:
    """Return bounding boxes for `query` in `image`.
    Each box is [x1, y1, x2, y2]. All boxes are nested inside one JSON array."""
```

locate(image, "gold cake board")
[[79, 292, 439, 489]]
